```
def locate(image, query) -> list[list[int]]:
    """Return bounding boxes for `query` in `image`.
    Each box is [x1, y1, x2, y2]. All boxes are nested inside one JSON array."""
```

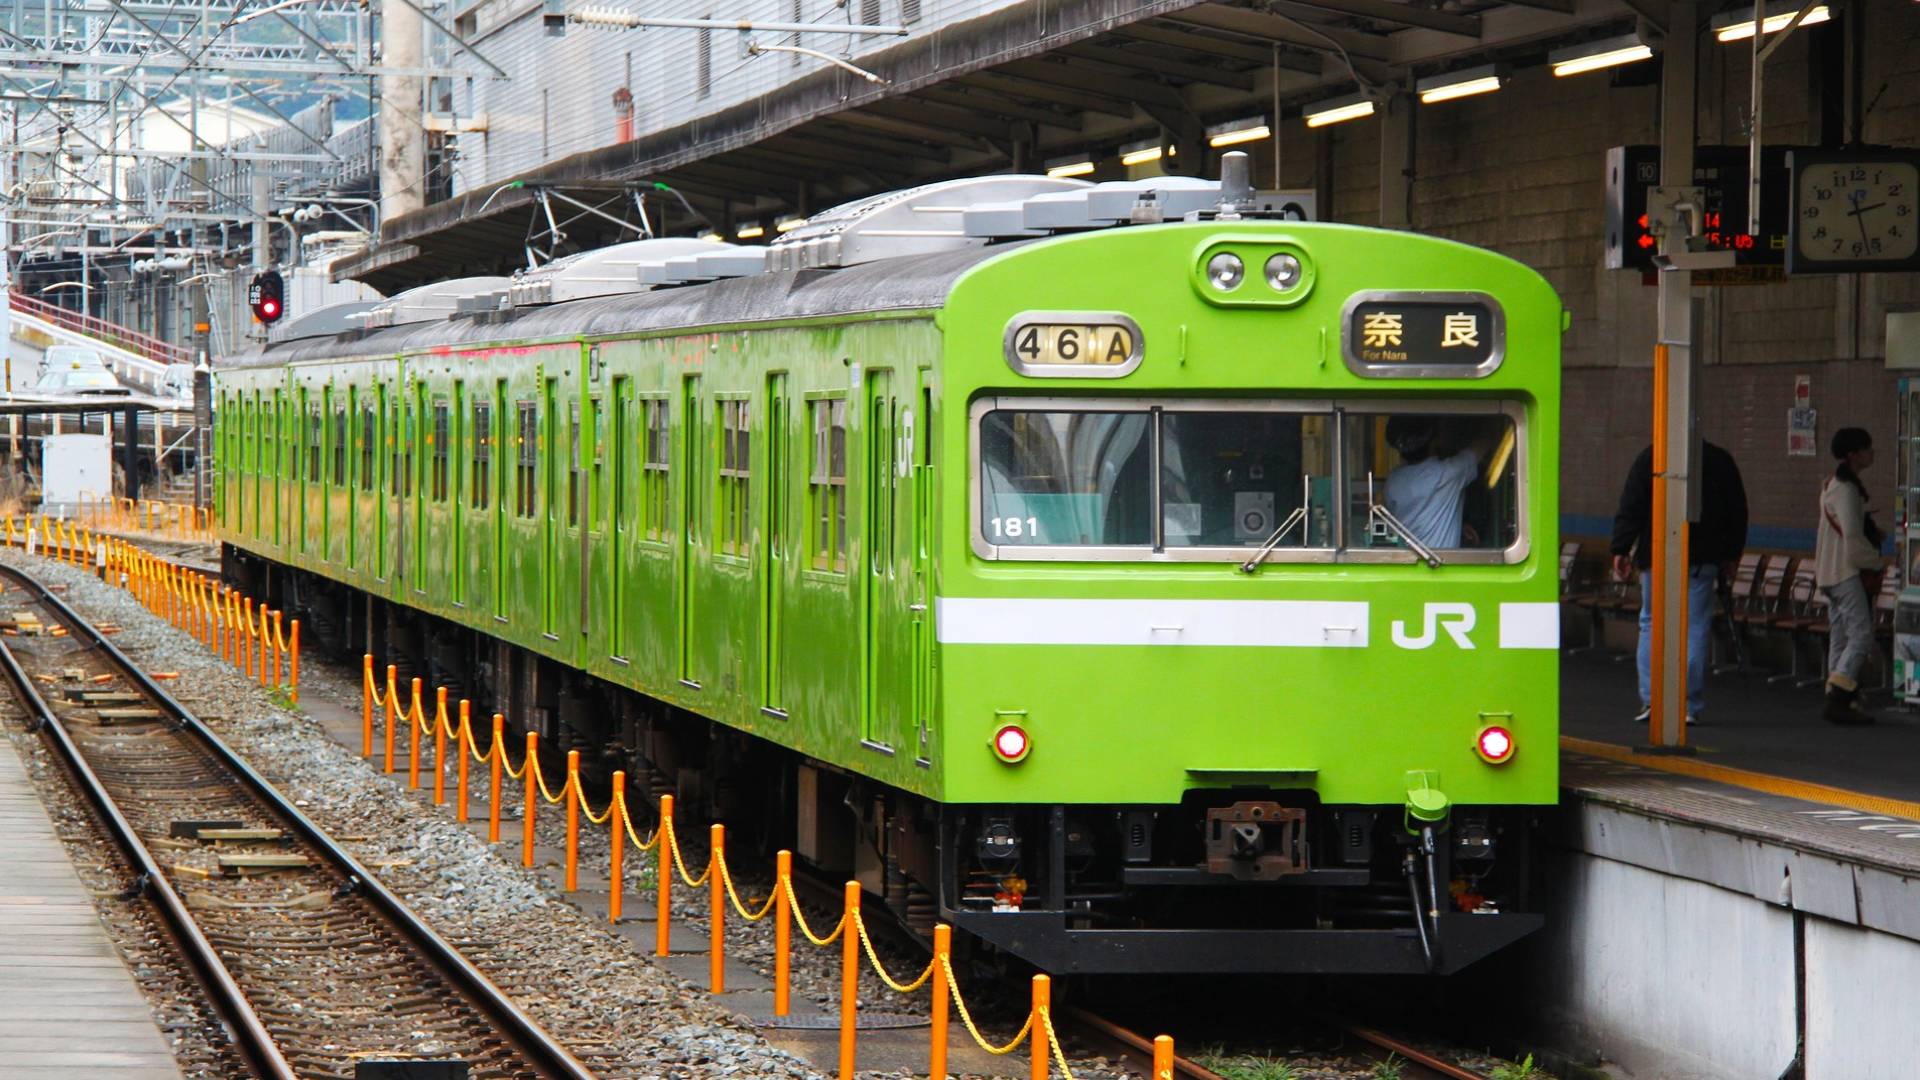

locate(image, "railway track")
[[0, 562, 594, 1080], [1062, 1006, 1498, 1080]]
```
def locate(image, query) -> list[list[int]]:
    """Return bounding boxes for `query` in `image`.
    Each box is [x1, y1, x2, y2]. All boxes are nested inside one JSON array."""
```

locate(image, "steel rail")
[[0, 562, 598, 1080], [0, 614, 297, 1080]]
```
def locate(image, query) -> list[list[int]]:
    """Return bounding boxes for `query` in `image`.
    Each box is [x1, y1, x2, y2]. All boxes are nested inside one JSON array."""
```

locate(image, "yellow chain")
[[464, 714, 493, 765], [717, 851, 780, 922], [438, 704, 459, 740], [529, 750, 567, 804], [574, 772, 615, 825], [1039, 1005, 1077, 1080], [619, 789, 660, 851], [501, 740, 529, 779], [939, 952, 1031, 1055], [663, 819, 713, 887], [853, 910, 936, 993], [779, 873, 847, 946]]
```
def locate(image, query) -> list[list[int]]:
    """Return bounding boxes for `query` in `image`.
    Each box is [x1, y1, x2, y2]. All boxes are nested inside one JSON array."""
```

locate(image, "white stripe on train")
[[934, 598, 1560, 650]]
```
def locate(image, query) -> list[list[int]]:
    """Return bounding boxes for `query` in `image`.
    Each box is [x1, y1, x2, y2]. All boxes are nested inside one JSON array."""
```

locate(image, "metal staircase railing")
[[9, 291, 190, 367]]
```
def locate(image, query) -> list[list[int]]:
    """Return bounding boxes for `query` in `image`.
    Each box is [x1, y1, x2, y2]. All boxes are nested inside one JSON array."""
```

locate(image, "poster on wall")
[[1788, 407, 1818, 456]]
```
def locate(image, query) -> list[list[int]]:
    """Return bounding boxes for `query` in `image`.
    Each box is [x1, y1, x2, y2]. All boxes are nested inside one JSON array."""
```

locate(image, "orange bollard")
[[710, 823, 726, 994], [1030, 975, 1049, 1080], [456, 699, 471, 822], [522, 731, 539, 868], [256, 605, 270, 688], [271, 610, 284, 688], [408, 677, 423, 789], [288, 620, 300, 704], [489, 714, 504, 844], [564, 750, 580, 891], [930, 924, 950, 1079], [433, 688, 449, 806], [384, 665, 399, 774], [840, 881, 859, 1080], [1152, 1035, 1174, 1080], [609, 770, 625, 923], [775, 850, 793, 1018], [656, 794, 674, 957], [361, 655, 374, 757]]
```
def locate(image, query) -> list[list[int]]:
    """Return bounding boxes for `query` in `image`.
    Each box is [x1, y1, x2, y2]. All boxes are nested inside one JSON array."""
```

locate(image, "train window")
[[307, 407, 322, 484], [977, 409, 1152, 547], [516, 400, 538, 518], [718, 398, 750, 556], [809, 398, 847, 571], [643, 398, 669, 540], [432, 400, 451, 502], [590, 395, 605, 533], [567, 400, 581, 528], [333, 407, 347, 485], [1341, 409, 1520, 556], [471, 403, 491, 510], [1160, 410, 1333, 549], [360, 407, 376, 492]]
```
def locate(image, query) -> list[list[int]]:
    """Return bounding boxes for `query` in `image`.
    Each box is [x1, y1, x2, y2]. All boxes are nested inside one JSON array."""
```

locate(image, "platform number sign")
[[1003, 312, 1144, 378], [1788, 149, 1920, 274]]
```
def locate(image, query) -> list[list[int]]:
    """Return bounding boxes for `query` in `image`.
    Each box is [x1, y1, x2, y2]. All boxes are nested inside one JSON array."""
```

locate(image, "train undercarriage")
[[232, 547, 1543, 976]]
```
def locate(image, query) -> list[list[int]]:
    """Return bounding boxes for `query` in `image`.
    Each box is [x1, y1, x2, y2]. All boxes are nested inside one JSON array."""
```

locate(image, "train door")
[[451, 380, 466, 605], [346, 385, 359, 571], [542, 376, 558, 636], [910, 381, 934, 760], [412, 381, 427, 594], [494, 379, 509, 618], [271, 389, 284, 548], [376, 381, 390, 580], [677, 374, 701, 687], [862, 369, 903, 749], [609, 377, 631, 659], [577, 394, 593, 638], [760, 373, 788, 714]]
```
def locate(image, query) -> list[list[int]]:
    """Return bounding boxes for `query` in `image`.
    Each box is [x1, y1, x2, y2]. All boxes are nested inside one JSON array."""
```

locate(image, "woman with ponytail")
[[1814, 427, 1886, 725]]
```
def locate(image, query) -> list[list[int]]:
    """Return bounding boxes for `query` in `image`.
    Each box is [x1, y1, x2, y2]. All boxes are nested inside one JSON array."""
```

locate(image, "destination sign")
[[1342, 293, 1504, 378]]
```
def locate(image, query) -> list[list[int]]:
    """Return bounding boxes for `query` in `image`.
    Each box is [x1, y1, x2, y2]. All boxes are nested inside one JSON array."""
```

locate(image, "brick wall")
[[1291, 6, 1920, 546]]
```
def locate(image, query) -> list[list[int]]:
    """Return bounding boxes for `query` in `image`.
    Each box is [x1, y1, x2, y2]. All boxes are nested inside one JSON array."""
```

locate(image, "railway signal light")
[[1475, 725, 1515, 764], [248, 270, 285, 325], [991, 724, 1030, 764]]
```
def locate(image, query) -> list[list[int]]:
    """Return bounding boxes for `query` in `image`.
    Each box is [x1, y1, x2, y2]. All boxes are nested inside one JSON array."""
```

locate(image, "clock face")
[[1796, 160, 1919, 263]]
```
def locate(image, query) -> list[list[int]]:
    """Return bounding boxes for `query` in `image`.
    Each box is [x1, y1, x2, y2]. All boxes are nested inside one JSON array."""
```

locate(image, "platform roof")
[[335, 0, 1645, 293]]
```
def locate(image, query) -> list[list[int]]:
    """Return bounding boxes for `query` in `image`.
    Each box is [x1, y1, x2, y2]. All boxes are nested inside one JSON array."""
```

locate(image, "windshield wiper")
[[1239, 475, 1313, 574], [1366, 472, 1442, 568]]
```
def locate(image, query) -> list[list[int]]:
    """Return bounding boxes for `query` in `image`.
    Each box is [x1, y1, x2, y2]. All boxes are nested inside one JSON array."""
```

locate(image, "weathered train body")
[[217, 173, 1562, 974]]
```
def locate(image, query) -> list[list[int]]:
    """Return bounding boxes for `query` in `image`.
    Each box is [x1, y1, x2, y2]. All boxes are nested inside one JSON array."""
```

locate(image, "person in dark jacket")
[[1609, 441, 1750, 724]]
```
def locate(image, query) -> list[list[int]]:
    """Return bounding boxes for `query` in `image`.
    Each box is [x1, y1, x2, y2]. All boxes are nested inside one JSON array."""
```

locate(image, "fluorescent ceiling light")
[[697, 230, 725, 243], [1120, 138, 1164, 166], [1206, 116, 1270, 148], [1712, 3, 1830, 42], [775, 215, 806, 233], [1417, 64, 1508, 104], [736, 221, 765, 240], [1044, 155, 1096, 178], [1303, 93, 1374, 128], [1550, 34, 1653, 77]]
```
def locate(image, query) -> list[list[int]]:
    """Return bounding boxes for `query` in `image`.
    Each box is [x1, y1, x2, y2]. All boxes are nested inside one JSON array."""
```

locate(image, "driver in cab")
[[1383, 416, 1494, 550]]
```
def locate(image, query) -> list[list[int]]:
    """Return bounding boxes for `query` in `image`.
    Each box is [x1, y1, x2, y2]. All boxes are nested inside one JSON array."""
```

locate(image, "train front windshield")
[[975, 400, 1523, 560]]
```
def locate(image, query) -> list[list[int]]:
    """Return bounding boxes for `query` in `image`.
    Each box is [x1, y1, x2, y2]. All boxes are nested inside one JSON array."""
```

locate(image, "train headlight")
[[1475, 725, 1515, 764], [1265, 253, 1302, 290], [1205, 252, 1245, 291], [991, 724, 1031, 764]]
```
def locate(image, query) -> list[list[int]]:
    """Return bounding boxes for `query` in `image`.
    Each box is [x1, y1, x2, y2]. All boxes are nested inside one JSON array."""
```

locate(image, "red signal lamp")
[[1475, 725, 1515, 764], [990, 724, 1030, 764]]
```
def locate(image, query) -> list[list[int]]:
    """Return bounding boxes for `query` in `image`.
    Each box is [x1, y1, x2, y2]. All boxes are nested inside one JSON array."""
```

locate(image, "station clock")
[[1788, 148, 1920, 274]]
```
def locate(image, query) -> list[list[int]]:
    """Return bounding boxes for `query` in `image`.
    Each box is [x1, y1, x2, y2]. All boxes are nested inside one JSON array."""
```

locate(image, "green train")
[[217, 162, 1562, 974]]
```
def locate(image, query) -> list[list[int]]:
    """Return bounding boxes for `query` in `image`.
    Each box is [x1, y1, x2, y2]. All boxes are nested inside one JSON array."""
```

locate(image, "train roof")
[[217, 164, 1323, 370]]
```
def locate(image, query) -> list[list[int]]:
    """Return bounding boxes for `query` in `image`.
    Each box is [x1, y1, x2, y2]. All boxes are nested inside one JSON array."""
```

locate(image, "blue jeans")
[[1637, 565, 1716, 716]]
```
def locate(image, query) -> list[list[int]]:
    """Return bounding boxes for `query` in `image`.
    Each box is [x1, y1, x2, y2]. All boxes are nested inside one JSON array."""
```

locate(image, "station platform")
[[1540, 652, 1920, 1078], [0, 737, 182, 1079]]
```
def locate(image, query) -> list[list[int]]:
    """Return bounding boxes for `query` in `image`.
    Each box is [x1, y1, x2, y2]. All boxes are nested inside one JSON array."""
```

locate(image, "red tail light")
[[991, 724, 1030, 764], [1475, 725, 1515, 764]]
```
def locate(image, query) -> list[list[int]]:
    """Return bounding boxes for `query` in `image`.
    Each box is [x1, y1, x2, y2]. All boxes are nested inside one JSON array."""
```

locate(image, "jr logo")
[[1390, 603, 1477, 650]]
